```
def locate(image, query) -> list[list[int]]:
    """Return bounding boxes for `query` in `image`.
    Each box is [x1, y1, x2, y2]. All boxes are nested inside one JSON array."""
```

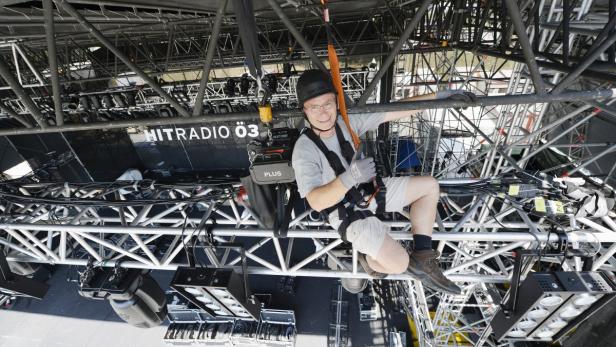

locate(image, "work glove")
[[339, 156, 376, 189], [436, 90, 478, 104]]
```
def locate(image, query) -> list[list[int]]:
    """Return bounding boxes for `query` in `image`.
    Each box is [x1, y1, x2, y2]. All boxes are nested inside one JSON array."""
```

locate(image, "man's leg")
[[402, 176, 439, 236], [365, 235, 409, 274], [346, 217, 408, 274], [385, 176, 461, 294]]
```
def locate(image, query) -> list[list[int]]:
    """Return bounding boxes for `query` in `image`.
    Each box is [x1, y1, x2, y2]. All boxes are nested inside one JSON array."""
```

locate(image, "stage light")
[[101, 94, 113, 109], [172, 91, 189, 103], [265, 74, 278, 94], [240, 74, 251, 96], [89, 95, 101, 109], [224, 79, 236, 97], [78, 95, 91, 110], [491, 271, 616, 342], [517, 318, 537, 329], [539, 294, 563, 307], [123, 91, 137, 107], [112, 93, 126, 108], [78, 267, 167, 328], [0, 252, 48, 300], [170, 267, 261, 320]]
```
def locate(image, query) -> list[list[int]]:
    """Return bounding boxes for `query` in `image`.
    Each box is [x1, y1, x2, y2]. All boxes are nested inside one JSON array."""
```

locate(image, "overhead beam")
[[0, 88, 615, 136], [0, 103, 34, 128], [193, 0, 228, 116], [55, 0, 191, 117], [502, 0, 546, 93], [43, 0, 64, 126], [551, 17, 616, 93], [0, 56, 48, 128], [357, 0, 433, 105], [266, 0, 327, 72]]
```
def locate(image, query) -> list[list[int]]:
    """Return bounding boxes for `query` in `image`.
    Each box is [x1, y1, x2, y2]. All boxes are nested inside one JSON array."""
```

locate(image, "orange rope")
[[322, 0, 360, 150]]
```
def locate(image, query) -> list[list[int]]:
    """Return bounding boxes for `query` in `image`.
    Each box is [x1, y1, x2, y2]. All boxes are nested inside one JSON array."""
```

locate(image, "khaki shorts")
[[344, 176, 410, 258]]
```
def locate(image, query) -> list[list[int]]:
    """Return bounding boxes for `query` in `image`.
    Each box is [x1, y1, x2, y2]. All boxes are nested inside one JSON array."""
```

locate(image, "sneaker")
[[358, 253, 388, 279], [407, 250, 462, 295]]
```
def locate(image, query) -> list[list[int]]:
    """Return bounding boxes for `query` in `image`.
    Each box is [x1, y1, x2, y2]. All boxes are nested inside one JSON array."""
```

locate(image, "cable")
[[180, 211, 193, 267]]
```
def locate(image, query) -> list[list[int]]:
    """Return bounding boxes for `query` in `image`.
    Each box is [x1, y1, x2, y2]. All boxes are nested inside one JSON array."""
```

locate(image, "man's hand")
[[339, 156, 376, 189]]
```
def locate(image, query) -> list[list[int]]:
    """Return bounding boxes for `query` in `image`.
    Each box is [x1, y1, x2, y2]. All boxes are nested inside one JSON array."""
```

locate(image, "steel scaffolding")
[[0, 0, 615, 345]]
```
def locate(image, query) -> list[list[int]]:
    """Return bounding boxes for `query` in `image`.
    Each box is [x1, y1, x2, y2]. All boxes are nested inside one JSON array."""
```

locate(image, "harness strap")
[[375, 176, 387, 214], [302, 125, 384, 241], [304, 123, 348, 176], [273, 185, 298, 238], [335, 123, 355, 164]]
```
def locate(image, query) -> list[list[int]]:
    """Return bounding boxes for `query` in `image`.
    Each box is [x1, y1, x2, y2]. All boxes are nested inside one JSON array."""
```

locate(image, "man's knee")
[[426, 176, 440, 194], [388, 255, 409, 274]]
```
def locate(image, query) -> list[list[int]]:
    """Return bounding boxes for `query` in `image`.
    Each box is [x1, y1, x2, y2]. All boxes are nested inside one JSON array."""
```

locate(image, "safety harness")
[[303, 122, 386, 242]]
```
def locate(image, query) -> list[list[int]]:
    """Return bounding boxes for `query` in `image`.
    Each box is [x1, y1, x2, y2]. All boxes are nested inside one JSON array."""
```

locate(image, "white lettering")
[[189, 128, 199, 140], [176, 128, 187, 140], [162, 128, 174, 141], [200, 127, 211, 139], [248, 124, 259, 137], [218, 126, 230, 138], [235, 125, 247, 138], [264, 171, 282, 177], [145, 124, 260, 142], [144, 129, 157, 141]]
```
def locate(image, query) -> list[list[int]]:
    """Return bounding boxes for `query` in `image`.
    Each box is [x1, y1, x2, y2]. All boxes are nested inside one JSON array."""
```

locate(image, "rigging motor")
[[248, 127, 299, 185]]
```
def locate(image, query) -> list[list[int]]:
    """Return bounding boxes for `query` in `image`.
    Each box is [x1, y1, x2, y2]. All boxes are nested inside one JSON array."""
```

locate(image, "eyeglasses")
[[304, 100, 336, 113]]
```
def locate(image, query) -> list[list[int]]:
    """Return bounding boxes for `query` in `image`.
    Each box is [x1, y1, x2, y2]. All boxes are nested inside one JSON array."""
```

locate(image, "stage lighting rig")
[[491, 250, 616, 342], [0, 251, 48, 300], [170, 267, 261, 320], [78, 263, 167, 328]]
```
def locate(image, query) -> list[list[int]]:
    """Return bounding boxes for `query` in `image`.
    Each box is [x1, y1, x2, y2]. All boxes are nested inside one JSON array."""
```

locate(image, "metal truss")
[[0, 70, 371, 122], [0, 0, 615, 345], [0, 180, 615, 346]]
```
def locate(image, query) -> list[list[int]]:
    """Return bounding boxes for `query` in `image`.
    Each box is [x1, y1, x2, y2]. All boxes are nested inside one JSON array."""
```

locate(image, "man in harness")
[[292, 69, 465, 295]]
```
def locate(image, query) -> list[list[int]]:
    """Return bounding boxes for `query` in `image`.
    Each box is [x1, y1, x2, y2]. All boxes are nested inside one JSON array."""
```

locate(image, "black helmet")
[[296, 69, 335, 109]]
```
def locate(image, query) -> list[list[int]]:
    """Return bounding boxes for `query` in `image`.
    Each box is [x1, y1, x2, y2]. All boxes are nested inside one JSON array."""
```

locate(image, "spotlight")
[[36, 100, 54, 113], [124, 91, 137, 107], [240, 73, 251, 96], [78, 266, 167, 328], [490, 271, 616, 342], [170, 267, 261, 320], [112, 93, 126, 108], [224, 79, 236, 97], [78, 95, 91, 110], [265, 74, 278, 94], [282, 63, 293, 78], [89, 95, 101, 110], [172, 91, 190, 104], [101, 94, 113, 109]]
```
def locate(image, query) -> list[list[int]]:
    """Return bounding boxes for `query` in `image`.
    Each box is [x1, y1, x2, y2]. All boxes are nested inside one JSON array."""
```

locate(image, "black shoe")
[[407, 250, 462, 295], [358, 253, 388, 279]]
